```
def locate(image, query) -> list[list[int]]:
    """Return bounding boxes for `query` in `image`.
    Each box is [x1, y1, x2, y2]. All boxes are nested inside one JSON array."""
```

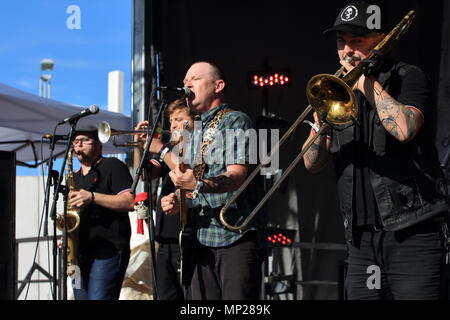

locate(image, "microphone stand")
[[131, 90, 168, 300], [42, 129, 60, 300], [49, 121, 78, 300]]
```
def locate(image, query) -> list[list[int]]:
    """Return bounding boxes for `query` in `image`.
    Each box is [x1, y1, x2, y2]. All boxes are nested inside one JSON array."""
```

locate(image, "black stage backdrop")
[[139, 0, 444, 299]]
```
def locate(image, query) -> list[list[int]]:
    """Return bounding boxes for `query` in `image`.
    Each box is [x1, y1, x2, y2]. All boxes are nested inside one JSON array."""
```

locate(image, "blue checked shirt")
[[186, 104, 263, 247]]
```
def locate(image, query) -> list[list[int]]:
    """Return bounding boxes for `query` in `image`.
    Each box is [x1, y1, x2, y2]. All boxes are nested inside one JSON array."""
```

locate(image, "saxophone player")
[[68, 124, 134, 300]]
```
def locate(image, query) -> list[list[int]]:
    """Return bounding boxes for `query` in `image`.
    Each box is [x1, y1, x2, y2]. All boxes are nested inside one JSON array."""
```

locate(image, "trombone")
[[98, 121, 170, 147], [219, 10, 416, 232]]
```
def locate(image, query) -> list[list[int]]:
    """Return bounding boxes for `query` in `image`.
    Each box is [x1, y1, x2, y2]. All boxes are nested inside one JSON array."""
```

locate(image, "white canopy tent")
[[1, 83, 156, 299], [0, 82, 132, 167]]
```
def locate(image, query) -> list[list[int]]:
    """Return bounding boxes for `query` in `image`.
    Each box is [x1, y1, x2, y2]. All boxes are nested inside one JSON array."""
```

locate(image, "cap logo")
[[340, 5, 358, 22]]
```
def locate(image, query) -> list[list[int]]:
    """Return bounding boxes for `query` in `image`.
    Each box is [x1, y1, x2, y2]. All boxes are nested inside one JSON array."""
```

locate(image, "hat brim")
[[323, 24, 374, 36]]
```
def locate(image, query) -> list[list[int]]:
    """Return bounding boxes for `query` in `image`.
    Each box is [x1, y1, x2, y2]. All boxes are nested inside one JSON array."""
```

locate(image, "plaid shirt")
[[186, 104, 262, 247]]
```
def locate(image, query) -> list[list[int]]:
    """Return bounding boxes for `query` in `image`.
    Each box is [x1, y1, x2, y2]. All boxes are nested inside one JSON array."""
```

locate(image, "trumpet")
[[219, 10, 416, 232], [98, 121, 170, 147]]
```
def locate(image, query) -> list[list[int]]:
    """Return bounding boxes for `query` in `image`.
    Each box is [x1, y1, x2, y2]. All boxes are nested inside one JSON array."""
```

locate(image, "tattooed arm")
[[358, 77, 424, 142], [303, 112, 331, 173], [169, 164, 248, 193], [202, 164, 248, 193]]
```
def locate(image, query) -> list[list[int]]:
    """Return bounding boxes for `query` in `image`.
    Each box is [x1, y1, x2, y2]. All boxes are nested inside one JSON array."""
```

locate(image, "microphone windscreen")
[[89, 104, 100, 114]]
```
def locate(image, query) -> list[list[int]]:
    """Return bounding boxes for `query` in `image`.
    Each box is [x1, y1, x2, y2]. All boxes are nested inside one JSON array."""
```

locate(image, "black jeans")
[[345, 219, 447, 300], [155, 242, 184, 300], [190, 231, 262, 300]]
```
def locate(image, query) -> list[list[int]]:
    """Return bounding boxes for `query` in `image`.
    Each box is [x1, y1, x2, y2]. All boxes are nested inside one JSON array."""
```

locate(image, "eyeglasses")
[[72, 137, 94, 145]]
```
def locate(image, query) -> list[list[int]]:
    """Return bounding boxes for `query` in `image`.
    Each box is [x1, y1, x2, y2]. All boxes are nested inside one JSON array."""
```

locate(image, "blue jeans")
[[345, 220, 446, 300], [73, 249, 130, 300]]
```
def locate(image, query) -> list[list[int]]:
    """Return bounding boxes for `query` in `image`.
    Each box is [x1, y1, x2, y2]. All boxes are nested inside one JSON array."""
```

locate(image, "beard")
[[75, 147, 99, 165]]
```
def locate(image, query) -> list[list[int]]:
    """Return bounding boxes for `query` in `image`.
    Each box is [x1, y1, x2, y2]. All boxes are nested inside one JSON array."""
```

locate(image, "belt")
[[357, 216, 447, 234]]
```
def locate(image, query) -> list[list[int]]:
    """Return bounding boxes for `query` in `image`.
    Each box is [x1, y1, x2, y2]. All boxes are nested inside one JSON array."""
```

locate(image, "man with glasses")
[[68, 124, 134, 300]]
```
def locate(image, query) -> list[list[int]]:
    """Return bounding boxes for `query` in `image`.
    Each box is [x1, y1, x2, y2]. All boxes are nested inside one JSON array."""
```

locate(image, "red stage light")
[[266, 227, 296, 247], [249, 71, 292, 88]]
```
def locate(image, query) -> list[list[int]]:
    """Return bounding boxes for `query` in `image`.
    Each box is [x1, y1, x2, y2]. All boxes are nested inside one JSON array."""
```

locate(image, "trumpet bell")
[[98, 121, 112, 144], [98, 120, 173, 147], [306, 74, 358, 125]]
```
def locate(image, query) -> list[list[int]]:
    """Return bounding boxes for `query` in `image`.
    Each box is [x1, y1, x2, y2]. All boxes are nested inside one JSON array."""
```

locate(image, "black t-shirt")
[[74, 156, 132, 256], [354, 95, 381, 226], [155, 165, 181, 243], [354, 60, 430, 226]]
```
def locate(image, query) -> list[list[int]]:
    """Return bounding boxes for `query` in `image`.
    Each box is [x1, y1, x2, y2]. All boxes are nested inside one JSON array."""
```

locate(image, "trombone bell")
[[306, 74, 358, 125]]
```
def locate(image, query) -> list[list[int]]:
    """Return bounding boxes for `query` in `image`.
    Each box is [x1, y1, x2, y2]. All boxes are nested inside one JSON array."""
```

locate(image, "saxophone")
[[56, 148, 81, 276]]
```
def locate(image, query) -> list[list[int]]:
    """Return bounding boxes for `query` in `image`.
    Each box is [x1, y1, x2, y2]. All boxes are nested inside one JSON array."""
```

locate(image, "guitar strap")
[[192, 107, 233, 180]]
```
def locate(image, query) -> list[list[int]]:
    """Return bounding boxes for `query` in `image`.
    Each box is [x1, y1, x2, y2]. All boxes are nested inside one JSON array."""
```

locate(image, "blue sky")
[[0, 0, 132, 175]]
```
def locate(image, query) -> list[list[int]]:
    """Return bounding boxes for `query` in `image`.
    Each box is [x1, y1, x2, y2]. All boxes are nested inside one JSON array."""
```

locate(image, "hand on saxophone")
[[69, 189, 94, 208]]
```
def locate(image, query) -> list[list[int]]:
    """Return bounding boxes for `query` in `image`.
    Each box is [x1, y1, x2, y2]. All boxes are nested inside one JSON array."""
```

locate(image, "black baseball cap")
[[323, 2, 384, 36], [74, 123, 99, 140]]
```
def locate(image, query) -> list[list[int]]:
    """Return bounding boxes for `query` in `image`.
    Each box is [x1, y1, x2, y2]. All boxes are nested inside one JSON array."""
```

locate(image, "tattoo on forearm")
[[376, 95, 414, 140], [304, 139, 328, 171], [404, 108, 417, 134], [203, 175, 234, 193]]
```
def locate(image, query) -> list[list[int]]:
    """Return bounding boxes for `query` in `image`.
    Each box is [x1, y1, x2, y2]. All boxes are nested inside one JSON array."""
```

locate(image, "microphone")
[[58, 104, 100, 125], [155, 87, 192, 98], [42, 134, 69, 141]]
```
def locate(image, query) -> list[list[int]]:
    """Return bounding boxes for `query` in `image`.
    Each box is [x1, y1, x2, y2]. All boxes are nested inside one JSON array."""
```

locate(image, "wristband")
[[91, 192, 95, 203], [191, 179, 204, 199], [159, 146, 171, 162], [304, 120, 320, 133], [304, 120, 331, 139]]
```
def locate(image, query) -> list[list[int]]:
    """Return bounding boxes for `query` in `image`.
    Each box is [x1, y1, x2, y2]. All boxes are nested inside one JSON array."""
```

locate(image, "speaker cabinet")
[[0, 151, 16, 299]]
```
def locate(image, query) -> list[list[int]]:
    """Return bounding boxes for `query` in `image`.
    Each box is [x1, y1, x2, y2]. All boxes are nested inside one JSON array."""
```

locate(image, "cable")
[[23, 128, 59, 299]]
